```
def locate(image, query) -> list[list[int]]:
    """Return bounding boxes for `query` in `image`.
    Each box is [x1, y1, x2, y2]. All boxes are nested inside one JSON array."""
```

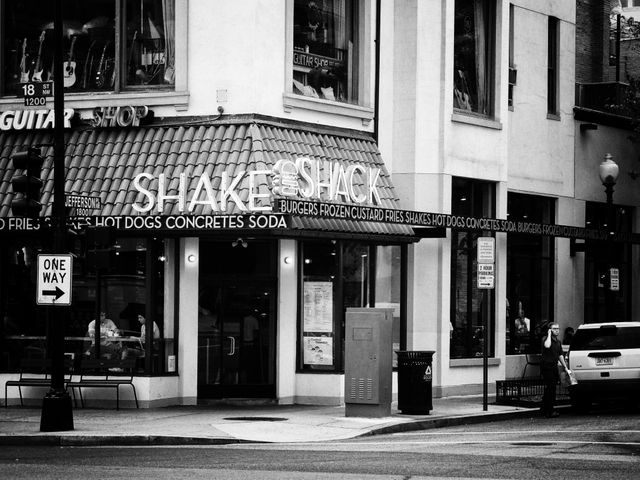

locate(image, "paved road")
[[1, 410, 638, 479]]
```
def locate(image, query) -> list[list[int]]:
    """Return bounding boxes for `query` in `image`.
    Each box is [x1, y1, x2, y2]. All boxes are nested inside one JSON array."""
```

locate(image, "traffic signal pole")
[[40, 0, 73, 431]]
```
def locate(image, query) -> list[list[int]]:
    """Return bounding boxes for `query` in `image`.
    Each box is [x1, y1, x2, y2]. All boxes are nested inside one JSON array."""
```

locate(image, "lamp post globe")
[[599, 153, 619, 188]]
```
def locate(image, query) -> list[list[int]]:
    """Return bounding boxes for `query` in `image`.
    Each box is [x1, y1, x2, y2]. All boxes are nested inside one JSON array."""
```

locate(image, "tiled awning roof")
[[0, 117, 415, 240]]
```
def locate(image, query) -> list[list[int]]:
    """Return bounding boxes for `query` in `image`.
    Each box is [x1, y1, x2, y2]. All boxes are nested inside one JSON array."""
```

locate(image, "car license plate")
[[595, 357, 613, 366]]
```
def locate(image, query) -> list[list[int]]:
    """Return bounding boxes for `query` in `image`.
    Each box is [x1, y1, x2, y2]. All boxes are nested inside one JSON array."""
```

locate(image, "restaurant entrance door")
[[197, 240, 277, 399]]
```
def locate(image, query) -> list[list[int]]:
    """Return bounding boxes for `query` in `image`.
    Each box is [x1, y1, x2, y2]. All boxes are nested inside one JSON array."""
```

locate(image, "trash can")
[[396, 350, 435, 414]]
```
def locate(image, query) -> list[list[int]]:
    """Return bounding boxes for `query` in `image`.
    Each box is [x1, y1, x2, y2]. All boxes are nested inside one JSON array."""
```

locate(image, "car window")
[[571, 326, 640, 351]]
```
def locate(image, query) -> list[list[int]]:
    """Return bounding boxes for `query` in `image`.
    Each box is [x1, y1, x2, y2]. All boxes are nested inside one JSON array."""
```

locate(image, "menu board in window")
[[303, 280, 333, 366]]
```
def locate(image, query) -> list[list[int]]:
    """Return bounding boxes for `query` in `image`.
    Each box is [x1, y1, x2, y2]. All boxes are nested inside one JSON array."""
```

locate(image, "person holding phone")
[[540, 323, 570, 418]]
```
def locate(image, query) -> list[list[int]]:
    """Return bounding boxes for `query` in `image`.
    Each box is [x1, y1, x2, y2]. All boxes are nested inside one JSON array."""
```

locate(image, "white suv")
[[567, 322, 640, 409]]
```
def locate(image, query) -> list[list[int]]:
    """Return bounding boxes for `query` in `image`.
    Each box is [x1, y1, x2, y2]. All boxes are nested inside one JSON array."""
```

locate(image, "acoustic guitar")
[[63, 36, 77, 88], [31, 31, 46, 82]]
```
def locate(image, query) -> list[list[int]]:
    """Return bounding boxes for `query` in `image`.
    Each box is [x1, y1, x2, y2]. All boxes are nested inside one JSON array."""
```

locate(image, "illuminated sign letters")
[[132, 158, 383, 214], [0, 108, 74, 130]]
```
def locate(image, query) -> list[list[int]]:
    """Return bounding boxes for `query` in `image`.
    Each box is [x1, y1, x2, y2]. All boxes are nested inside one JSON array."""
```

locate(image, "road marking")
[[392, 429, 640, 436]]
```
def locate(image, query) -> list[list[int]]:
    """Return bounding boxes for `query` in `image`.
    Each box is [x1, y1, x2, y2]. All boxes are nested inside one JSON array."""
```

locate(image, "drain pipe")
[[373, 0, 381, 142]]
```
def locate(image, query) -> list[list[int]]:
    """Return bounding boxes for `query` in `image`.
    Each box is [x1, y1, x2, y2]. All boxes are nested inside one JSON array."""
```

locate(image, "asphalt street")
[[1, 410, 638, 480]]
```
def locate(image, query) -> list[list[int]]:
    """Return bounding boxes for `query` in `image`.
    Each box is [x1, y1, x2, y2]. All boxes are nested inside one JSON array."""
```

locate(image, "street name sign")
[[37, 254, 72, 305]]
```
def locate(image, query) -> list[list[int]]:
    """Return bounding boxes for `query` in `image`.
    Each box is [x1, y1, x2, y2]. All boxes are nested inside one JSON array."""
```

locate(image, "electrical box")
[[344, 308, 393, 417]]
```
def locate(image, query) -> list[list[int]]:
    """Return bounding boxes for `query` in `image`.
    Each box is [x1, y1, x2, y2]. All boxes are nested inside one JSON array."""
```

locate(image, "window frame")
[[284, 0, 374, 125], [0, 0, 188, 110], [452, 0, 497, 119], [547, 16, 559, 117]]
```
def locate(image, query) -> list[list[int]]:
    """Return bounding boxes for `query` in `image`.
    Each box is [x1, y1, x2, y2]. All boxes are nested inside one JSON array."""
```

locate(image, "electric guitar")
[[31, 31, 46, 82], [63, 36, 77, 88], [83, 40, 97, 89], [19, 38, 29, 83], [94, 41, 112, 89]]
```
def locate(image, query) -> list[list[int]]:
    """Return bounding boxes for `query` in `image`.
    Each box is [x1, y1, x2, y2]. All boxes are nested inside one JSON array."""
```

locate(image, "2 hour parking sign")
[[37, 254, 73, 305]]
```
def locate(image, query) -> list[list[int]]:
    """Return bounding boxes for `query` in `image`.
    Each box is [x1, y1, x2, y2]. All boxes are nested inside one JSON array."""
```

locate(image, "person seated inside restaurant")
[[121, 314, 160, 360], [85, 311, 121, 359]]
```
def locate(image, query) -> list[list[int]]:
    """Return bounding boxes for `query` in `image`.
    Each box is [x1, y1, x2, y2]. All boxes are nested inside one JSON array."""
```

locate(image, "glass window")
[[453, 0, 496, 116], [299, 240, 404, 372], [300, 241, 339, 371], [292, 0, 359, 104], [506, 193, 554, 355], [0, 235, 171, 375], [1, 0, 175, 97], [584, 203, 633, 323], [375, 245, 402, 366], [449, 178, 495, 359], [547, 16, 559, 115]]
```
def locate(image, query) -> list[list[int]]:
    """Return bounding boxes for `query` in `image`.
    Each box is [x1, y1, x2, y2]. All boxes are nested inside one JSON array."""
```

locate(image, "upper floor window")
[[292, 0, 359, 104], [453, 0, 496, 117], [1, 0, 175, 97], [547, 16, 559, 116]]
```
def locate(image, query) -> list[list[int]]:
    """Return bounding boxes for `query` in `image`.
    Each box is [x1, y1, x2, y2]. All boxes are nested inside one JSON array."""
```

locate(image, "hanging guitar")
[[63, 36, 77, 88], [94, 41, 113, 89], [31, 31, 47, 82], [19, 38, 30, 83]]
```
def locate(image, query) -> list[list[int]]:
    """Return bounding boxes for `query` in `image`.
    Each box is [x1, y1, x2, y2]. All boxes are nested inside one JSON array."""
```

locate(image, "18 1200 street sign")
[[20, 81, 53, 106]]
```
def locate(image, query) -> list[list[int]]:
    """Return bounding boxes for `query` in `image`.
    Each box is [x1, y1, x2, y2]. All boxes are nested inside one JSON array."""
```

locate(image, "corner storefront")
[[0, 110, 415, 407]]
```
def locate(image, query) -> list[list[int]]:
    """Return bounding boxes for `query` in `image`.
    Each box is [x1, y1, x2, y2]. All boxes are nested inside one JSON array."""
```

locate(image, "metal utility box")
[[344, 308, 393, 417]]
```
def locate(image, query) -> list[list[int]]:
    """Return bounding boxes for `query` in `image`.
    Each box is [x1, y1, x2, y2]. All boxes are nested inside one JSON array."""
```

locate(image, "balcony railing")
[[575, 81, 631, 116]]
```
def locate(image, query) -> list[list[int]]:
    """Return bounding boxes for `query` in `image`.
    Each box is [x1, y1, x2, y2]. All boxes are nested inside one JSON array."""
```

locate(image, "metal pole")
[[616, 14, 621, 83], [40, 0, 73, 432], [605, 183, 615, 321], [482, 290, 488, 411]]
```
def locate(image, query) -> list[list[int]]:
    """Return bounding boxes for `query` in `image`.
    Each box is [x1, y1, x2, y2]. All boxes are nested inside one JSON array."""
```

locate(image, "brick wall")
[[576, 0, 612, 83]]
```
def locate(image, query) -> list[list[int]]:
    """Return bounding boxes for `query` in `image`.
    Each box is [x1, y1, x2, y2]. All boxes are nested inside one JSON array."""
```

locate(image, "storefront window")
[[1, 0, 175, 97], [453, 0, 496, 116], [299, 240, 404, 372], [375, 245, 402, 366], [450, 178, 495, 359], [584, 202, 633, 323], [506, 193, 554, 355], [0, 235, 171, 375], [293, 0, 359, 103], [301, 241, 339, 370]]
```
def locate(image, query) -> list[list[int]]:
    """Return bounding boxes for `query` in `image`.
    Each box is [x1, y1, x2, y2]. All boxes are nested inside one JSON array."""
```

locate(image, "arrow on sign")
[[41, 286, 65, 300]]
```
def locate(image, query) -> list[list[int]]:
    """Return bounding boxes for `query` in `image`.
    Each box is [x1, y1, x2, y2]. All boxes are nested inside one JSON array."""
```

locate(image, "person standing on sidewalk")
[[541, 323, 570, 418]]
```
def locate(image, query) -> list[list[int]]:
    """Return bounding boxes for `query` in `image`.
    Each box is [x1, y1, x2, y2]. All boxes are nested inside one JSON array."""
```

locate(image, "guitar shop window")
[[0, 0, 175, 97], [453, 0, 496, 117], [293, 0, 359, 104]]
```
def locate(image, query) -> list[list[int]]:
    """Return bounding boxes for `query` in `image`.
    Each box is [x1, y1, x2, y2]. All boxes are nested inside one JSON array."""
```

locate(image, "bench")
[[67, 358, 138, 410], [4, 358, 72, 408]]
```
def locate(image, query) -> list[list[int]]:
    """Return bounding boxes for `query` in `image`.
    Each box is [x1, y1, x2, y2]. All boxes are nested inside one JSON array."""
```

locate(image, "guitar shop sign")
[[0, 108, 74, 131], [90, 106, 152, 128], [132, 157, 382, 214]]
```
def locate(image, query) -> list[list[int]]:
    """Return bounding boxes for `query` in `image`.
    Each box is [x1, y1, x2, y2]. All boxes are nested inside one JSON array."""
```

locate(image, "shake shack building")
[[0, 112, 416, 407]]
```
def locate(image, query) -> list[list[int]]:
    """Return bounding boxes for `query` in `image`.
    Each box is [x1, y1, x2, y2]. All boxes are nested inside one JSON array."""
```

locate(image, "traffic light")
[[10, 147, 44, 218]]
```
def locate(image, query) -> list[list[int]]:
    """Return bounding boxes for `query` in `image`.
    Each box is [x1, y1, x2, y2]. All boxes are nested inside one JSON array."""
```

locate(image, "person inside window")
[[85, 311, 120, 359], [514, 301, 530, 353], [122, 314, 160, 360]]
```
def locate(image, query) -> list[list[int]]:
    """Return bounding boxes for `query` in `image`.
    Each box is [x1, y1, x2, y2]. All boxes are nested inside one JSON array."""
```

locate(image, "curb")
[[0, 407, 547, 447]]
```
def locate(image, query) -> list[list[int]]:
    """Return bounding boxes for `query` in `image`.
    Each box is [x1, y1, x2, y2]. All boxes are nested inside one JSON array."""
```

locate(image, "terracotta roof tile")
[[0, 122, 412, 237]]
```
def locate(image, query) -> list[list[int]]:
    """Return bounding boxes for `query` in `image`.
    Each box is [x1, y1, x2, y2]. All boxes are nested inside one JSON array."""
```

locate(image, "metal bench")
[[67, 358, 138, 410], [4, 358, 72, 407]]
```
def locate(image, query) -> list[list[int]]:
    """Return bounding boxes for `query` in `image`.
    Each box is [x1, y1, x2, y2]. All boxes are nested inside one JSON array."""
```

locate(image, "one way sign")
[[37, 254, 73, 305]]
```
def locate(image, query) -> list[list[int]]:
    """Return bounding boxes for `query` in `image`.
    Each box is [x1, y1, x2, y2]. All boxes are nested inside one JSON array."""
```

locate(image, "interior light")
[[304, 258, 312, 264], [158, 255, 166, 262]]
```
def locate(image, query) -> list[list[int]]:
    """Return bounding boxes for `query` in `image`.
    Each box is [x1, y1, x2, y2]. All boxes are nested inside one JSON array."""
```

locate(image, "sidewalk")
[[0, 396, 542, 446]]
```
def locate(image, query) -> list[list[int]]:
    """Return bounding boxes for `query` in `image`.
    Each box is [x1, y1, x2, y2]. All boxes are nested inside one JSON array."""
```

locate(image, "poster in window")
[[303, 281, 333, 333], [303, 336, 333, 365]]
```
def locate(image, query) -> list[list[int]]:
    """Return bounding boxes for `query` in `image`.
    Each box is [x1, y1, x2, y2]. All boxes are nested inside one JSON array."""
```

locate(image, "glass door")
[[197, 240, 277, 399]]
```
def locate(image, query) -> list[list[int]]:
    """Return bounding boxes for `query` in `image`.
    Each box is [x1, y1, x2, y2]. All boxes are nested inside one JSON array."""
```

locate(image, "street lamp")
[[598, 153, 619, 321]]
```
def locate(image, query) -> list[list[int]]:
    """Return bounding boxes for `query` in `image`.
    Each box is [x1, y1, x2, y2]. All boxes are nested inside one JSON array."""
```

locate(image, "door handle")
[[227, 336, 235, 356]]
